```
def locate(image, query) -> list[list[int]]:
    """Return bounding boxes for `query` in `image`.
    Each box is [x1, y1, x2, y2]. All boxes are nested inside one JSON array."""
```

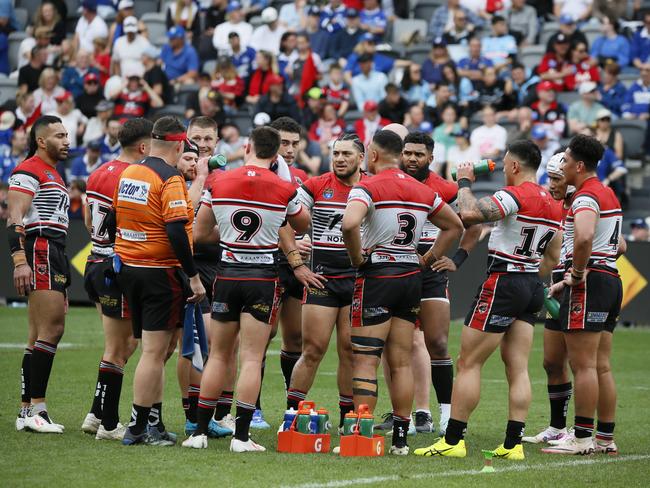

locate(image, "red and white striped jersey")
[[8, 155, 69, 244], [564, 177, 622, 274], [298, 171, 367, 278], [86, 160, 130, 259], [208, 165, 303, 277], [418, 171, 458, 254], [487, 181, 562, 273], [348, 168, 443, 275]]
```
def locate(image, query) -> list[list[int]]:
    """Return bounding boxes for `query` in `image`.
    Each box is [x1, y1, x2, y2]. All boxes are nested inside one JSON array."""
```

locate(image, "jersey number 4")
[[231, 209, 262, 243], [393, 213, 417, 246], [514, 226, 556, 257]]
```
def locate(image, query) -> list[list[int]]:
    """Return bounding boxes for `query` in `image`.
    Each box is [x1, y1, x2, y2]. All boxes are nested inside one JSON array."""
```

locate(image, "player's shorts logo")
[[37, 264, 47, 275], [571, 303, 583, 315], [323, 189, 334, 199], [477, 302, 489, 314]]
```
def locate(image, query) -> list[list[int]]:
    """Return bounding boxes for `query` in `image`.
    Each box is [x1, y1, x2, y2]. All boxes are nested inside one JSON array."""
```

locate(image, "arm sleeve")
[[165, 221, 197, 277], [286, 190, 302, 217], [490, 189, 520, 217], [348, 186, 372, 207], [296, 184, 315, 211], [572, 194, 600, 216], [161, 176, 191, 223], [8, 171, 39, 196], [429, 192, 445, 217]]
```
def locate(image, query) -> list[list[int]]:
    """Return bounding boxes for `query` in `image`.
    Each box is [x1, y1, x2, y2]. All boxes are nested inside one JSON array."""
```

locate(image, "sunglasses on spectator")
[[85, 80, 98, 84], [598, 117, 611, 122]]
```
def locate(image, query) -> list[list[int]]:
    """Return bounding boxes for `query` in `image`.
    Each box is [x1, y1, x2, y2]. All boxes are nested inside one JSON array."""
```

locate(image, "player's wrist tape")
[[452, 248, 469, 268], [12, 250, 27, 267], [8, 223, 25, 254], [572, 268, 585, 279], [457, 178, 472, 189], [287, 250, 304, 269]]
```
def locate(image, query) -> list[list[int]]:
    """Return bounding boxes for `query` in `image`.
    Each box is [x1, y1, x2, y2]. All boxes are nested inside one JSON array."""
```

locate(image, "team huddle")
[[6, 113, 623, 457]]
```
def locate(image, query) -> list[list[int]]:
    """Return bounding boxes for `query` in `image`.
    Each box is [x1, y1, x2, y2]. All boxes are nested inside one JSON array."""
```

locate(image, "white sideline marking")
[[0, 342, 76, 349], [284, 454, 650, 488]]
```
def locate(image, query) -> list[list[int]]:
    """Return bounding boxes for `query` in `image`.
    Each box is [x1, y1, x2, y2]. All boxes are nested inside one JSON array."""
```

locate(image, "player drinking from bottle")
[[342, 130, 463, 455]]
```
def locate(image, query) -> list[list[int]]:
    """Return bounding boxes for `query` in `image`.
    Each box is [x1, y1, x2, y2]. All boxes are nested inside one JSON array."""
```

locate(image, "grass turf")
[[0, 306, 649, 487]]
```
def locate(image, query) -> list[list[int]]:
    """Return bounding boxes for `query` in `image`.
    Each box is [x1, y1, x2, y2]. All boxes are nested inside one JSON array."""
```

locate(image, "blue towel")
[[182, 303, 208, 372]]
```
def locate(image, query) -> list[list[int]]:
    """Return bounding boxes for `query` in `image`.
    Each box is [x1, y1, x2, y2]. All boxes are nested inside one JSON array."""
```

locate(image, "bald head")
[[383, 123, 409, 141]]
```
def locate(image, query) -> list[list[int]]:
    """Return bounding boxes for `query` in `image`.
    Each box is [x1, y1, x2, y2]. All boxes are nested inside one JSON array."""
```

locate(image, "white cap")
[[578, 81, 598, 95], [546, 152, 566, 177], [123, 16, 138, 33], [261, 7, 278, 23], [118, 0, 134, 10], [253, 112, 271, 126]]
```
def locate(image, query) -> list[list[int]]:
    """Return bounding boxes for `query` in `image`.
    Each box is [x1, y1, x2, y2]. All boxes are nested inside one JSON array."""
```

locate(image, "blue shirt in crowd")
[[231, 47, 256, 80], [621, 80, 650, 117], [590, 35, 631, 67], [457, 55, 493, 72], [599, 81, 628, 116], [345, 52, 394, 77], [0, 145, 18, 183], [161, 42, 199, 81], [631, 27, 650, 64], [360, 8, 387, 42], [597, 146, 626, 181]]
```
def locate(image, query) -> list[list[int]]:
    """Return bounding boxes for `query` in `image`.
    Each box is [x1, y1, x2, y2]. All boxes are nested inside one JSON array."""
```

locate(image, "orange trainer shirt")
[[113, 156, 194, 268]]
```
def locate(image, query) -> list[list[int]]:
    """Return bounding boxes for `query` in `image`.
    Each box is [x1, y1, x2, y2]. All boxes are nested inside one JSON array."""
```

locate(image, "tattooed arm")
[[457, 188, 504, 225]]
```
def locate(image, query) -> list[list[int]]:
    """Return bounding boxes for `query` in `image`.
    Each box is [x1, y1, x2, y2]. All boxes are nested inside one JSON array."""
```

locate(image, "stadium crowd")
[[2, 0, 648, 460]]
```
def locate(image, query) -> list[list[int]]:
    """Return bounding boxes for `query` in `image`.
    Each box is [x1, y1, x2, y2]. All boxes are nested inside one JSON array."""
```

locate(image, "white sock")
[[415, 409, 431, 415], [439, 404, 451, 422], [31, 402, 47, 415]]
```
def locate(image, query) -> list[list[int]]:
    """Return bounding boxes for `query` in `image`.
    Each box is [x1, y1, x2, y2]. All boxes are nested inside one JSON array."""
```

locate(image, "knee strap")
[[351, 335, 385, 358], [352, 377, 378, 397]]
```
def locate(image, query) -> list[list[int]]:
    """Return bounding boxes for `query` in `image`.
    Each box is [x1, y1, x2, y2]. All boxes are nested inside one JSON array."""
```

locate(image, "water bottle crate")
[[339, 433, 385, 457], [277, 430, 331, 454]]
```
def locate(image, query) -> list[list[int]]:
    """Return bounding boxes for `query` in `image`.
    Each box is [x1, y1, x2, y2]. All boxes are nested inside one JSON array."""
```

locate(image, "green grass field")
[[1, 306, 649, 487]]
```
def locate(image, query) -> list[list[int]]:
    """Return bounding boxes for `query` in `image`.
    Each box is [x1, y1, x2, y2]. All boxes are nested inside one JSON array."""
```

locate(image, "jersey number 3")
[[393, 213, 417, 246], [231, 209, 262, 242]]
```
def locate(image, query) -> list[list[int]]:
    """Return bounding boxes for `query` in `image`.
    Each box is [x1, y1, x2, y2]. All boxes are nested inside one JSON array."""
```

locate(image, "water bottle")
[[309, 410, 319, 434], [544, 286, 560, 320], [296, 408, 311, 434], [358, 406, 374, 438], [343, 411, 358, 436], [317, 408, 330, 434], [451, 159, 496, 181], [281, 408, 297, 432], [208, 153, 228, 171]]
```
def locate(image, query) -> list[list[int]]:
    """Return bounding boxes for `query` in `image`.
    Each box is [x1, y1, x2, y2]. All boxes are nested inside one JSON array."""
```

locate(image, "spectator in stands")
[[0, 2, 16, 74], [279, 0, 308, 31], [599, 62, 627, 116], [17, 27, 56, 72], [631, 11, 650, 70], [538, 33, 573, 91], [446, 128, 480, 180], [295, 132, 322, 175], [591, 129, 627, 202], [353, 100, 391, 146], [142, 46, 173, 105], [18, 46, 48, 94], [75, 0, 109, 54], [481, 15, 517, 73], [91, 36, 111, 86], [186, 87, 226, 124], [14, 92, 38, 129], [590, 16, 630, 68], [303, 6, 330, 61], [441, 62, 475, 108], [205, 0, 227, 35], [67, 180, 86, 220], [553, 0, 593, 23], [212, 58, 245, 113], [429, 0, 483, 39], [510, 62, 539, 107], [457, 37, 493, 82], [546, 14, 588, 52], [97, 116, 122, 162], [246, 50, 279, 105], [0, 129, 27, 183], [227, 32, 256, 81], [70, 139, 103, 180], [470, 104, 508, 160], [329, 8, 364, 67], [61, 50, 100, 98], [351, 53, 388, 110], [401, 63, 431, 106], [594, 108, 624, 159], [568, 81, 606, 132], [406, 105, 428, 132], [433, 103, 462, 163], [422, 37, 454, 85], [474, 65, 514, 114], [622, 65, 650, 120], [506, 0, 538, 46], [360, 0, 387, 42], [213, 1, 253, 52], [216, 122, 246, 169], [564, 40, 600, 92], [49, 91, 87, 149], [507, 106, 533, 143], [442, 8, 476, 45], [378, 83, 410, 124], [287, 33, 323, 97], [628, 218, 650, 242], [344, 33, 402, 82], [83, 100, 113, 145], [254, 73, 302, 121], [32, 1, 66, 46], [320, 0, 347, 34], [75, 72, 104, 118], [111, 16, 152, 78], [108, 0, 137, 46], [277, 31, 297, 79], [113, 72, 164, 118], [161, 26, 199, 85], [322, 63, 350, 117], [166, 0, 201, 43], [309, 102, 345, 154], [250, 7, 286, 55], [34, 68, 65, 115], [531, 81, 567, 139], [531, 125, 560, 184], [425, 83, 453, 126]]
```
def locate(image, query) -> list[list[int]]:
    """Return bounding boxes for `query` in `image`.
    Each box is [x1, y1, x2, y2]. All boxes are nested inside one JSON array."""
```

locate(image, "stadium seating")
[[412, 0, 445, 25], [141, 13, 168, 43], [135, 0, 160, 19], [391, 18, 428, 47], [519, 45, 546, 72], [0, 78, 18, 106], [612, 119, 647, 160], [8, 32, 28, 74], [14, 8, 28, 31]]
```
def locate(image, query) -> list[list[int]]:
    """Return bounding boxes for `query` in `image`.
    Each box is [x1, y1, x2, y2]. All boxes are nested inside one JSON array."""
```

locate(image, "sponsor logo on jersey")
[[323, 188, 334, 199], [44, 171, 55, 181], [117, 179, 150, 205], [120, 229, 147, 241], [169, 199, 187, 208]]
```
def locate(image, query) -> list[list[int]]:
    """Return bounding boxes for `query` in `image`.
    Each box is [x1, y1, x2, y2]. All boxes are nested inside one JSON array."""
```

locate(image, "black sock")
[[392, 414, 410, 448], [339, 393, 354, 428], [215, 391, 233, 420], [98, 361, 124, 431], [182, 397, 190, 420], [574, 416, 594, 439], [286, 388, 306, 410], [504, 420, 525, 449], [21, 347, 32, 404], [596, 421, 615, 443], [196, 396, 216, 435], [548, 382, 572, 430], [90, 363, 104, 418], [235, 401, 256, 441], [445, 418, 467, 446], [280, 350, 300, 391], [148, 402, 165, 432], [30, 340, 57, 399], [430, 358, 454, 405], [256, 357, 266, 410], [187, 384, 200, 423], [128, 404, 150, 436]]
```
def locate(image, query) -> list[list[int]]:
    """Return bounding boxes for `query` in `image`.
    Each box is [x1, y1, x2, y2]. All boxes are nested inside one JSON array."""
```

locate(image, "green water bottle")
[[343, 412, 358, 436], [544, 286, 560, 320], [358, 412, 374, 438], [317, 408, 329, 434], [451, 159, 496, 181], [208, 153, 227, 171], [296, 410, 311, 433]]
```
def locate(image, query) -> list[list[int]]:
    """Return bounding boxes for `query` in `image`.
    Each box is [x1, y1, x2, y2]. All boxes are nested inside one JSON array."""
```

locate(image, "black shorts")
[[25, 237, 70, 293], [196, 258, 218, 315], [559, 270, 622, 334], [465, 272, 544, 333], [303, 277, 354, 308], [117, 265, 190, 339], [421, 268, 449, 301], [279, 263, 304, 301], [544, 270, 564, 332], [84, 258, 129, 319], [351, 270, 422, 327], [211, 276, 282, 324]]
